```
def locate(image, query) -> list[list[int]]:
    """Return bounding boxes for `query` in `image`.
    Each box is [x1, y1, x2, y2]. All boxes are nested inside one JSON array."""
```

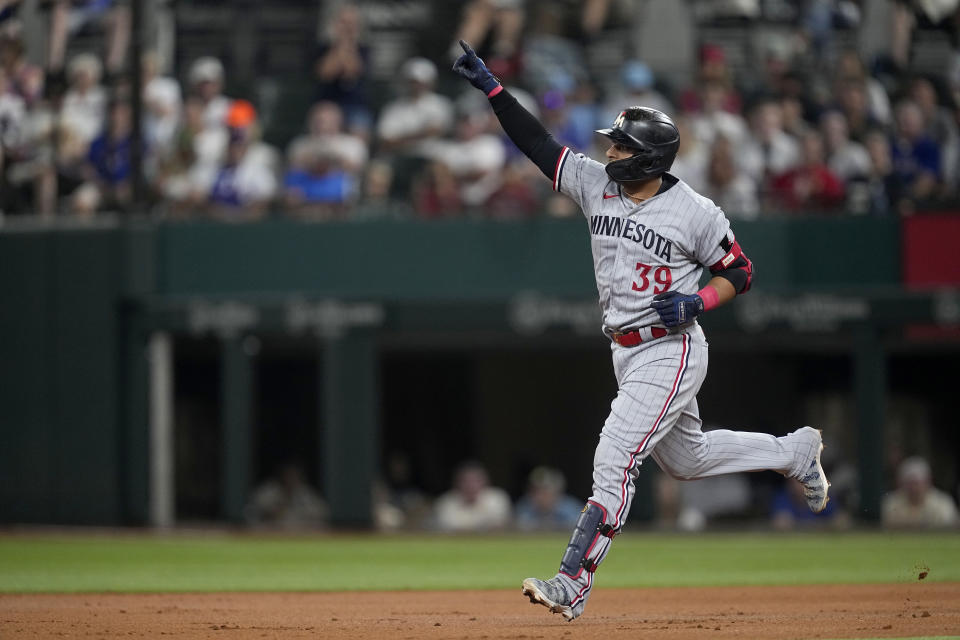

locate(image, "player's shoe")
[[796, 427, 830, 513], [521, 576, 583, 621]]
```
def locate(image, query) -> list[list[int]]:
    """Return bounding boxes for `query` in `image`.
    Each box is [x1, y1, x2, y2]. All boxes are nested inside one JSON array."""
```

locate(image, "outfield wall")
[[0, 216, 956, 527]]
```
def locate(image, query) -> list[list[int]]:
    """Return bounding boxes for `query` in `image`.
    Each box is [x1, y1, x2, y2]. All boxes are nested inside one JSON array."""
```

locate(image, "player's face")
[[605, 143, 636, 163]]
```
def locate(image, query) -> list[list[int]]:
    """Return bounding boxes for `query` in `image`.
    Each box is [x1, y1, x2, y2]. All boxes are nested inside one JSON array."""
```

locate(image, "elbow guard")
[[709, 239, 753, 294]]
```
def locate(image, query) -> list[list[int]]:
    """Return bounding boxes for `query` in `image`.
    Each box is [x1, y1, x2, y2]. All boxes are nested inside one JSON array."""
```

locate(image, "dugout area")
[[164, 328, 960, 528]]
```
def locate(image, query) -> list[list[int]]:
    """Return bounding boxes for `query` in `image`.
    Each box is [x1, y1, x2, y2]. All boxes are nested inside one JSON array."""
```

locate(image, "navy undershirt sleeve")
[[489, 89, 565, 179]]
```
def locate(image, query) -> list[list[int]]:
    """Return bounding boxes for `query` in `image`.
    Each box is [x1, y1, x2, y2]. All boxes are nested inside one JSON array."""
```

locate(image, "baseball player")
[[452, 41, 830, 621]]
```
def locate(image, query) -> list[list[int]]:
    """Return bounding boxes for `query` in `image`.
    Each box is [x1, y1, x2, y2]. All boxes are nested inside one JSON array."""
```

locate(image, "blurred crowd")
[[2, 0, 960, 220], [243, 451, 958, 533]]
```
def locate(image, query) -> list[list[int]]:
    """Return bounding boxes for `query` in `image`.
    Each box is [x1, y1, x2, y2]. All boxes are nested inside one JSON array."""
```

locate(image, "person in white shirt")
[[434, 461, 511, 532], [882, 457, 958, 529], [739, 98, 800, 186], [375, 57, 454, 157]]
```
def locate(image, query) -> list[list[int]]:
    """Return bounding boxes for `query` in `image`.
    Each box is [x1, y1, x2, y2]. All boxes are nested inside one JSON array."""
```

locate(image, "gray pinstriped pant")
[[594, 322, 816, 528], [559, 323, 820, 608]]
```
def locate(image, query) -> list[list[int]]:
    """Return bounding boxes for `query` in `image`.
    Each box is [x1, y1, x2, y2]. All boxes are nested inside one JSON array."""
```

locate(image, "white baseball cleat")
[[796, 427, 830, 513], [521, 577, 582, 621]]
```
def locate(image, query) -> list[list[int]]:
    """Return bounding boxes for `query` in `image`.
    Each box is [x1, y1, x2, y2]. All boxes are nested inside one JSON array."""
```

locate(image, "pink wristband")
[[697, 285, 720, 311], [486, 85, 503, 98]]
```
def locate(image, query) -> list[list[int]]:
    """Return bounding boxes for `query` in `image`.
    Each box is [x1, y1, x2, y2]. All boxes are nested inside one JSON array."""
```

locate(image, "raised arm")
[[452, 40, 565, 179]]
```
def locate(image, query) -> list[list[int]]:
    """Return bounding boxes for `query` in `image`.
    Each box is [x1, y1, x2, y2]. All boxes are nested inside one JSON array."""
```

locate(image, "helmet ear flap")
[[604, 149, 662, 182]]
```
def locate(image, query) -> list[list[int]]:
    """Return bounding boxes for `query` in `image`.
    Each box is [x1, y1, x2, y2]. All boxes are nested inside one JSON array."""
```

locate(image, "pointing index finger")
[[459, 39, 476, 56]]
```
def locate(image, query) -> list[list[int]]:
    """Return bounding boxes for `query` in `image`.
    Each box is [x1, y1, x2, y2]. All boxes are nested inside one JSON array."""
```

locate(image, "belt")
[[610, 326, 669, 347]]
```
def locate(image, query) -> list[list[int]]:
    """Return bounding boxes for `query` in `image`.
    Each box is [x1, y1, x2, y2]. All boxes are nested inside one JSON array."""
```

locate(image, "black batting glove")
[[650, 291, 704, 327], [452, 39, 500, 95]]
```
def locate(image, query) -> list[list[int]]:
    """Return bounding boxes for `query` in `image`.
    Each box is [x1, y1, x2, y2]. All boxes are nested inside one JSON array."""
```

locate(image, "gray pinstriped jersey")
[[553, 147, 736, 332]]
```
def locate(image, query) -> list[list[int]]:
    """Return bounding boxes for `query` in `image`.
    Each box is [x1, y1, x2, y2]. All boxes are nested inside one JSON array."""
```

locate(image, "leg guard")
[[559, 500, 617, 580]]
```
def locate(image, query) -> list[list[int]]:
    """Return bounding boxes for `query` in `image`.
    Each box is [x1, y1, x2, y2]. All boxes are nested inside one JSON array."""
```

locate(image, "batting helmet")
[[596, 107, 680, 182]]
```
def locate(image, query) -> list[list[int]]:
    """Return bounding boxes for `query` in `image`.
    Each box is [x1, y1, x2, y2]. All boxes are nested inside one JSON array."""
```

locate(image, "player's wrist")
[[695, 285, 719, 312]]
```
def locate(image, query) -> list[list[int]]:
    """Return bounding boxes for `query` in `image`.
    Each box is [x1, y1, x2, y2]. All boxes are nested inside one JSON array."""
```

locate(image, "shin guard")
[[559, 500, 618, 580]]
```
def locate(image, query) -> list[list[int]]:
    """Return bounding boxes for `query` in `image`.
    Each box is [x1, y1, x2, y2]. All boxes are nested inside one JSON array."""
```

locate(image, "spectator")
[[744, 36, 800, 108], [703, 136, 759, 219], [55, 53, 108, 212], [890, 0, 960, 71], [847, 128, 902, 216], [540, 85, 582, 150], [835, 79, 883, 143], [205, 100, 278, 222], [73, 96, 133, 216], [47, 0, 130, 77], [678, 44, 741, 116], [669, 115, 709, 194], [141, 51, 181, 156], [908, 76, 959, 190], [187, 56, 230, 133], [779, 95, 810, 140], [882, 456, 959, 529], [379, 451, 430, 529], [449, 0, 525, 81], [515, 466, 582, 532], [520, 3, 589, 96], [375, 57, 453, 197], [740, 98, 800, 188], [484, 158, 541, 218], [429, 106, 505, 211], [282, 144, 355, 221], [0, 66, 25, 163], [358, 159, 394, 210], [412, 160, 462, 218], [820, 110, 870, 181], [832, 50, 892, 128], [314, 4, 371, 137], [771, 478, 840, 530], [689, 81, 749, 147], [287, 101, 368, 177], [0, 65, 27, 213], [0, 20, 43, 106], [890, 99, 941, 209], [153, 95, 226, 215], [244, 462, 328, 530], [59, 53, 107, 158], [601, 60, 673, 126], [0, 27, 55, 216], [537, 75, 598, 154], [770, 130, 845, 213], [433, 461, 511, 532], [376, 58, 453, 154]]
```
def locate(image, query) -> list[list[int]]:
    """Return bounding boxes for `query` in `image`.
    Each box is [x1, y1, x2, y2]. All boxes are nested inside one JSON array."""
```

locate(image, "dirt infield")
[[2, 583, 958, 639]]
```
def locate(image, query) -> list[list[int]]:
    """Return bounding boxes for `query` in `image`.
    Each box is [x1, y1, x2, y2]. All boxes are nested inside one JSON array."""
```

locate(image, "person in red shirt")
[[770, 130, 845, 213]]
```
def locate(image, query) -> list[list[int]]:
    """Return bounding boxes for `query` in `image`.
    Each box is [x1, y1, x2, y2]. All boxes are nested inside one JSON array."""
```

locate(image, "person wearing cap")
[[375, 57, 454, 156], [206, 99, 279, 222], [188, 56, 230, 133], [375, 56, 454, 198], [882, 456, 958, 529]]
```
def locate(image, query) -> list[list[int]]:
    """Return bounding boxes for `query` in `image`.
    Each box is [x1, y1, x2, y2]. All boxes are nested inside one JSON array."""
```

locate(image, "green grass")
[[0, 530, 957, 593]]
